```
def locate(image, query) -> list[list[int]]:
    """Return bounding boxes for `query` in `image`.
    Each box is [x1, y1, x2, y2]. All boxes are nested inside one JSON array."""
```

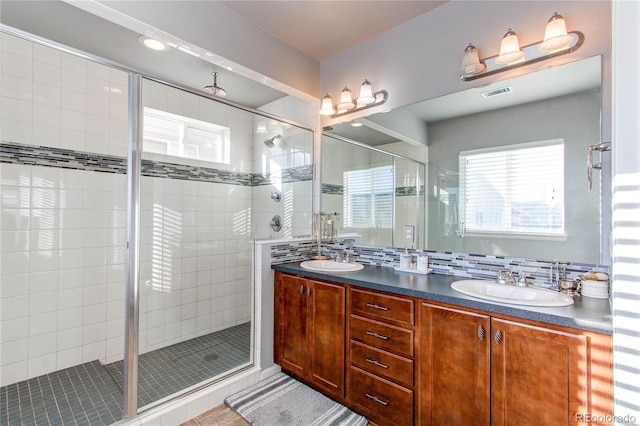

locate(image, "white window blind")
[[343, 166, 394, 228], [459, 140, 565, 236], [143, 107, 230, 164]]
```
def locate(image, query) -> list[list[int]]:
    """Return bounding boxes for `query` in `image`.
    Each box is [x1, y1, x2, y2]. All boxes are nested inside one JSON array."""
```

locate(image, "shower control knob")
[[270, 215, 282, 232]]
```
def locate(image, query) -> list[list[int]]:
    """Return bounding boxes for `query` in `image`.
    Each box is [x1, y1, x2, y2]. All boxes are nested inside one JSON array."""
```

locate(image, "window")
[[459, 140, 565, 236], [143, 107, 230, 164], [343, 165, 394, 228]]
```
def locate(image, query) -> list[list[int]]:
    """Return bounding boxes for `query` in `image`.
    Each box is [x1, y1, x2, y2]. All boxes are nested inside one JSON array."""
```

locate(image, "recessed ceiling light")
[[351, 122, 363, 127], [138, 35, 169, 51]]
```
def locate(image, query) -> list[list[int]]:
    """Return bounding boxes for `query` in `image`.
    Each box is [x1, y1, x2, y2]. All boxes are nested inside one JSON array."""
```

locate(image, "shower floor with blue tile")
[[0, 322, 251, 426]]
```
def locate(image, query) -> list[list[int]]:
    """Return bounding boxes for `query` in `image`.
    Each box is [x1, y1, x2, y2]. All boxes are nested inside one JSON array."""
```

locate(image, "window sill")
[[464, 231, 568, 241]]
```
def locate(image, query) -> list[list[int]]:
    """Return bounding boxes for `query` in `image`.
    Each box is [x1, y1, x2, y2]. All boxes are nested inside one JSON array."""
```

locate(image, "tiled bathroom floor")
[[0, 323, 251, 426]]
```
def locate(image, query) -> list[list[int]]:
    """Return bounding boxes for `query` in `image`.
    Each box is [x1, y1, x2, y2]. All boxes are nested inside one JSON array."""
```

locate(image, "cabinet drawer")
[[350, 314, 414, 357], [350, 340, 413, 388], [348, 365, 413, 426], [350, 288, 414, 326]]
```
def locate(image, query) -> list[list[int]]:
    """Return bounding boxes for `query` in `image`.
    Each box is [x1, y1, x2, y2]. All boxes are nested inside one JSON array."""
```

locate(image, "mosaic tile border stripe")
[[321, 183, 424, 197], [270, 239, 609, 288], [1, 142, 312, 186], [321, 183, 344, 195]]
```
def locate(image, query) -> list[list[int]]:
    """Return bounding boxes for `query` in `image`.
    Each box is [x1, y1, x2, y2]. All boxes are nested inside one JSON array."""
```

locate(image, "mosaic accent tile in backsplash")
[[270, 240, 318, 264], [270, 239, 609, 287], [0, 141, 312, 186]]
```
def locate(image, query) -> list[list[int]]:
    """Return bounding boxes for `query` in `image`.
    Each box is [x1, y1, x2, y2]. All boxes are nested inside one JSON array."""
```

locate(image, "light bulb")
[[460, 43, 485, 77], [356, 79, 376, 105], [337, 87, 355, 110], [319, 94, 335, 116], [495, 29, 525, 65], [539, 12, 573, 52]]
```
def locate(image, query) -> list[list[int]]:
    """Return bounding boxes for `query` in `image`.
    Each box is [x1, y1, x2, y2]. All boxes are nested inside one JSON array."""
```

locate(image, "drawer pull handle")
[[366, 358, 389, 369], [366, 303, 390, 311], [366, 392, 390, 406], [366, 331, 390, 340]]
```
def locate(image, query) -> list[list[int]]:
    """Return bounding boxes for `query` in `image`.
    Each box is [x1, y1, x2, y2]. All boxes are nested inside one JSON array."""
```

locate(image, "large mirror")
[[324, 55, 604, 264]]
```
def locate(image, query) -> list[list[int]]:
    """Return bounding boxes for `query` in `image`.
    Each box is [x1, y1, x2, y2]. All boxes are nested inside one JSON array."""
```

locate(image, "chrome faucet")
[[331, 251, 343, 263], [496, 269, 516, 286], [549, 262, 565, 291]]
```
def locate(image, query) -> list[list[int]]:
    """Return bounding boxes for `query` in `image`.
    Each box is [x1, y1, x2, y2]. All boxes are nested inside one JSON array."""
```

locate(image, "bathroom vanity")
[[272, 263, 613, 426]]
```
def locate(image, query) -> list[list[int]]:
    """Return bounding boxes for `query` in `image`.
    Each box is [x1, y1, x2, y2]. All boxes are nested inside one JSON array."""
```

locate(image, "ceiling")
[[220, 1, 447, 61]]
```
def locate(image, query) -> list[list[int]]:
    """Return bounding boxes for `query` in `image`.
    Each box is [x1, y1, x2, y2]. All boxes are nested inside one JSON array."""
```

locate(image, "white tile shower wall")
[[0, 163, 127, 386], [258, 95, 319, 130], [137, 177, 252, 356], [251, 182, 312, 240], [0, 33, 129, 157], [252, 95, 314, 240], [142, 79, 254, 173]]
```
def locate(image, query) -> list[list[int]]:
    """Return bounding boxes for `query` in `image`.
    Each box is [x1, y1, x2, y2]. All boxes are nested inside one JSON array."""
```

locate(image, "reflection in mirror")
[[321, 134, 425, 248], [325, 55, 604, 264]]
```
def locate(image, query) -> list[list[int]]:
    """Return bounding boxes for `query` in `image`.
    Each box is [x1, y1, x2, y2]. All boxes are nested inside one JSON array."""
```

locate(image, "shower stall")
[[0, 28, 313, 424]]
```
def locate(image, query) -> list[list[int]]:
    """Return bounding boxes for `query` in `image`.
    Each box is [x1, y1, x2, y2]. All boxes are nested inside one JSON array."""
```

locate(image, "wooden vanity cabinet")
[[274, 271, 346, 398], [418, 302, 613, 426], [346, 288, 417, 426], [418, 303, 491, 425], [274, 271, 612, 425]]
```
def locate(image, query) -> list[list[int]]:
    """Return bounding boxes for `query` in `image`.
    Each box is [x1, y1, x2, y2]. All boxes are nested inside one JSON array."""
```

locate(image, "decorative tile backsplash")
[[0, 141, 313, 186], [270, 239, 610, 287]]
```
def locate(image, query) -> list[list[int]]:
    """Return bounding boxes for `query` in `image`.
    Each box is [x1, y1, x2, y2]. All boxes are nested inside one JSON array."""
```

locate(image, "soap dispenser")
[[400, 247, 412, 269]]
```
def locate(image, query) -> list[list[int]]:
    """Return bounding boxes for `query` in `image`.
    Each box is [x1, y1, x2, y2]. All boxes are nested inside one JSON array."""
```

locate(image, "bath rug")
[[225, 372, 368, 426]]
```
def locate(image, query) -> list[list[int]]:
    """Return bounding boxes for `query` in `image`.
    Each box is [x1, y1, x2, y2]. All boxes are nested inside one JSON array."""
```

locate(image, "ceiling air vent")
[[481, 86, 513, 98]]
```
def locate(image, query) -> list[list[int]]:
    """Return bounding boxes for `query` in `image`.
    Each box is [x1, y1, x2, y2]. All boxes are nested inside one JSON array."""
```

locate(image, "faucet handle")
[[517, 272, 529, 287]]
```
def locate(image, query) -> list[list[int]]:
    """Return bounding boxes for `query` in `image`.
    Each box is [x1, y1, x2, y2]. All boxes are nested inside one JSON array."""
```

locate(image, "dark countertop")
[[272, 262, 612, 335]]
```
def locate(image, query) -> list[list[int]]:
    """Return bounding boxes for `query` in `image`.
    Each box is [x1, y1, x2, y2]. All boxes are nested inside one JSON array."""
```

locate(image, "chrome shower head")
[[264, 134, 282, 148]]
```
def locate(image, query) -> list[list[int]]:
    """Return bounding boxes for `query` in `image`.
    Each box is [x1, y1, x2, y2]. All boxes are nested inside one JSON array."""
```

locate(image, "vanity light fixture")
[[319, 79, 388, 118], [203, 72, 227, 97], [460, 12, 584, 81]]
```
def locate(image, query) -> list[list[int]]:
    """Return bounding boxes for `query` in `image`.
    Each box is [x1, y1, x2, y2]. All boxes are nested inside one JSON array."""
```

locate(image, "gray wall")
[[426, 90, 601, 263]]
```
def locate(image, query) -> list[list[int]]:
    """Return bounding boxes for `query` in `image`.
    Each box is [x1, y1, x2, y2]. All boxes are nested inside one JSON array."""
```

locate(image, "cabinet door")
[[419, 303, 490, 426], [275, 273, 308, 378], [491, 318, 588, 426], [309, 279, 346, 397]]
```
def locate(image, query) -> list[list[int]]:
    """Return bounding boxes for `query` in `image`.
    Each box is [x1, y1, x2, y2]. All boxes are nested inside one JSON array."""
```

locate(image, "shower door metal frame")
[[124, 73, 143, 419]]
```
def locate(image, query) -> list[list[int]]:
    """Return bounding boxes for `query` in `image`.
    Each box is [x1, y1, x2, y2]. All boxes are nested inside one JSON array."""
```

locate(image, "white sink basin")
[[451, 279, 574, 307], [300, 260, 364, 272]]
